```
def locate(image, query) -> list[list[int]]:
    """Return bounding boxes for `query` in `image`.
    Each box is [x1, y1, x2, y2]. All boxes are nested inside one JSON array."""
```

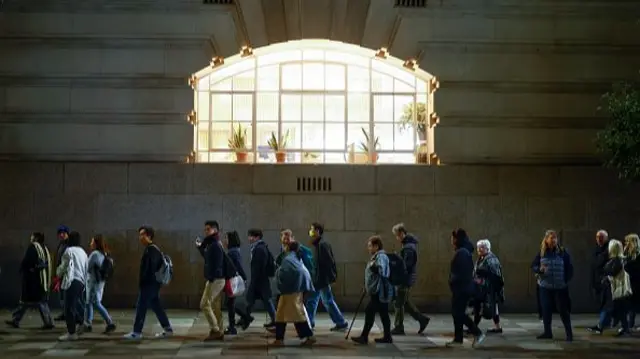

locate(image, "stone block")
[[500, 196, 528, 233], [222, 195, 283, 231], [344, 195, 406, 232], [193, 164, 253, 194], [5, 87, 70, 112], [0, 162, 63, 194], [558, 166, 640, 197], [376, 166, 435, 195], [128, 163, 194, 194], [465, 196, 502, 237], [342, 262, 367, 296], [527, 197, 588, 231], [499, 166, 561, 196], [404, 196, 438, 234], [414, 261, 450, 296], [494, 229, 545, 264], [434, 166, 499, 195], [95, 194, 193, 231], [70, 88, 192, 113], [281, 195, 344, 231], [252, 165, 375, 194], [434, 196, 467, 232], [330, 231, 374, 263], [587, 197, 640, 236], [63, 163, 128, 194], [417, 229, 449, 263], [33, 194, 97, 229], [0, 193, 34, 229]]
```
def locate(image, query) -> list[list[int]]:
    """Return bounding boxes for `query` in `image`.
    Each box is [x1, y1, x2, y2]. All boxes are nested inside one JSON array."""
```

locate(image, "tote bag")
[[224, 275, 246, 297]]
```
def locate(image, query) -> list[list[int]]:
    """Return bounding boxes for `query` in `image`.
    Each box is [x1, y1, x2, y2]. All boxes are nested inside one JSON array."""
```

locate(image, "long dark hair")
[[288, 241, 302, 259], [67, 231, 81, 247], [226, 231, 241, 249], [92, 234, 109, 255]]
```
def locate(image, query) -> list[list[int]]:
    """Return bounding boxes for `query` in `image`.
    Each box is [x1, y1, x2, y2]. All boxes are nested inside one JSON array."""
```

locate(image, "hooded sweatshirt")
[[400, 234, 419, 287]]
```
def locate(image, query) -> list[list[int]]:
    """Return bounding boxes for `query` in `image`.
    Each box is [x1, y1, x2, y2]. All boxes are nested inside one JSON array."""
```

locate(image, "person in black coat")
[[197, 220, 226, 341], [6, 232, 54, 329], [223, 230, 247, 335], [237, 228, 276, 329], [447, 228, 485, 348], [589, 230, 612, 327], [623, 234, 640, 330]]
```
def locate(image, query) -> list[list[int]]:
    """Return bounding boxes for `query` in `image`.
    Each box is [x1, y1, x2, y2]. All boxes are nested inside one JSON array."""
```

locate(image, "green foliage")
[[596, 83, 640, 181], [228, 124, 247, 151], [267, 130, 290, 151], [398, 102, 428, 133], [358, 127, 380, 152]]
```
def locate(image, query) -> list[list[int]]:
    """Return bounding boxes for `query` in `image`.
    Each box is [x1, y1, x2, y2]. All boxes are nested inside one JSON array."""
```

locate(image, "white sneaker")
[[58, 333, 78, 341], [472, 332, 486, 348], [123, 332, 143, 340], [154, 330, 173, 339]]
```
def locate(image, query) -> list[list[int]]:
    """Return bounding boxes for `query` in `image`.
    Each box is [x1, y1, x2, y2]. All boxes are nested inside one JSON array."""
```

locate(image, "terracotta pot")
[[275, 152, 286, 163], [235, 152, 248, 163], [416, 153, 428, 164], [368, 153, 379, 164]]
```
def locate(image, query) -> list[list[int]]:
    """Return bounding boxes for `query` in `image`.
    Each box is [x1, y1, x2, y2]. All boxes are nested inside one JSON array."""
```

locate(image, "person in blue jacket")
[[531, 229, 574, 341]]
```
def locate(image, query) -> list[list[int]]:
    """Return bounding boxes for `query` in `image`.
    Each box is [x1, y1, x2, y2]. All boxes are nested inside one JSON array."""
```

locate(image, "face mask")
[[308, 229, 314, 237]]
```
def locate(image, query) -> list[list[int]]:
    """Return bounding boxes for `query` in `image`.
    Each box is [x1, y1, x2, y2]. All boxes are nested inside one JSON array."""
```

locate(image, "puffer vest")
[[538, 251, 567, 289]]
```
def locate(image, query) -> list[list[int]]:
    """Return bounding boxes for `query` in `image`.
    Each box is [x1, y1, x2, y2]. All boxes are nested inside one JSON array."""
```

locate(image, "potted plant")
[[228, 124, 248, 163], [358, 127, 380, 164], [267, 129, 290, 163], [399, 102, 428, 163]]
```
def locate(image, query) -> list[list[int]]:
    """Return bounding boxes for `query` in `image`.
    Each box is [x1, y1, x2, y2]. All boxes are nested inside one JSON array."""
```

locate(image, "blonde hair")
[[608, 239, 624, 258], [540, 229, 558, 257], [624, 233, 640, 260]]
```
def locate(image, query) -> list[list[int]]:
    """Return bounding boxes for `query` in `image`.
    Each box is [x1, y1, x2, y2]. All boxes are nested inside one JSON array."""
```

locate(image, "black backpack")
[[99, 254, 114, 281], [385, 253, 408, 286], [265, 246, 276, 278], [223, 252, 238, 280]]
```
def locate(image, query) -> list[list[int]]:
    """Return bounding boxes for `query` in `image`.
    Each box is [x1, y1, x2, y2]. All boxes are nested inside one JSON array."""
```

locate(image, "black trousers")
[[360, 295, 391, 339], [12, 300, 53, 326], [64, 280, 85, 334], [539, 287, 573, 338], [473, 301, 500, 326], [452, 293, 480, 342]]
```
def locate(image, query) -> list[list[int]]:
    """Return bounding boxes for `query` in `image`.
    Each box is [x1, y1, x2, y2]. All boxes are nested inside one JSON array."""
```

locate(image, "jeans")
[[599, 300, 630, 332], [305, 285, 347, 327], [360, 295, 391, 339], [64, 280, 85, 334], [394, 286, 428, 328], [12, 300, 53, 326], [275, 321, 313, 340], [243, 296, 276, 323], [451, 293, 480, 342], [539, 287, 573, 338], [133, 284, 172, 334], [85, 280, 112, 325]]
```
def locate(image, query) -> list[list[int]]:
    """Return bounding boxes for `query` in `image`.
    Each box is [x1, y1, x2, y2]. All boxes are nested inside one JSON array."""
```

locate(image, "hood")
[[402, 234, 418, 246]]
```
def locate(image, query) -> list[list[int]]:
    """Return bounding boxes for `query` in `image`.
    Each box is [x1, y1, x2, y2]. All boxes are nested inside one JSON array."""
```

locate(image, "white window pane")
[[325, 64, 345, 90], [348, 66, 369, 92], [209, 152, 234, 163], [198, 91, 210, 123], [302, 152, 323, 164], [257, 65, 279, 90], [326, 51, 369, 67], [197, 76, 209, 89], [211, 94, 232, 122], [374, 124, 394, 150], [211, 59, 254, 84], [282, 94, 301, 122], [347, 124, 367, 148], [197, 152, 209, 162], [303, 50, 324, 60], [394, 125, 415, 151], [325, 95, 345, 123], [258, 50, 301, 66], [211, 121, 232, 149], [303, 63, 324, 90], [378, 153, 415, 164], [325, 153, 347, 164], [256, 123, 278, 156], [394, 79, 414, 93], [372, 71, 393, 92], [325, 123, 346, 150], [302, 95, 323, 122], [372, 59, 415, 85], [211, 77, 232, 91], [417, 80, 427, 93], [282, 122, 302, 149], [197, 128, 209, 151], [232, 94, 252, 123], [233, 70, 255, 91], [373, 95, 393, 123], [282, 64, 302, 90], [256, 93, 278, 123], [302, 123, 324, 149], [347, 94, 369, 123]]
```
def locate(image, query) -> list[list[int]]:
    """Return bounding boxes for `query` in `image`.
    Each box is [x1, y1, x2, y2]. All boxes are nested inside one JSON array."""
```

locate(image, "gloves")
[[52, 277, 61, 292]]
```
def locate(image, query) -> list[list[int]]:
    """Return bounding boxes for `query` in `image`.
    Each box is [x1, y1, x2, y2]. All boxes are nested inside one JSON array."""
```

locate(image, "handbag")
[[609, 269, 633, 300], [224, 275, 246, 297]]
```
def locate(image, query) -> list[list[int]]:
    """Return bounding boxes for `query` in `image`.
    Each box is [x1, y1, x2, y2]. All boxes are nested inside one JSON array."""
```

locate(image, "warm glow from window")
[[192, 40, 434, 164]]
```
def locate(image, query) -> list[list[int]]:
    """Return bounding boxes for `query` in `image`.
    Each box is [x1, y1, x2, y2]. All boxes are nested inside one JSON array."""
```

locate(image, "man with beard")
[[5, 232, 54, 329]]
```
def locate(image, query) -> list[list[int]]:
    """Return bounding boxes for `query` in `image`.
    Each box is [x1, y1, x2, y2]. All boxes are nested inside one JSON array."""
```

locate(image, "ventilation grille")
[[203, 0, 234, 4], [297, 177, 332, 192], [394, 0, 427, 8]]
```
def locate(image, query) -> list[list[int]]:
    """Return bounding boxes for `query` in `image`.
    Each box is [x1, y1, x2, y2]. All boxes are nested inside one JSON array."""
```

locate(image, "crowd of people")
[[3, 222, 639, 347]]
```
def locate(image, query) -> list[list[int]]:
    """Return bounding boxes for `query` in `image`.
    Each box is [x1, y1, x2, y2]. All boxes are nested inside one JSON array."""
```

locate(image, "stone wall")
[[1, 161, 639, 312]]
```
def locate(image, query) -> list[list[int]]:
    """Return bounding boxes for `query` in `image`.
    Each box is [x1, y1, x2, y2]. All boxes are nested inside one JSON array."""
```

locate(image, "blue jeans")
[[305, 285, 347, 327], [85, 280, 112, 325], [133, 284, 172, 334]]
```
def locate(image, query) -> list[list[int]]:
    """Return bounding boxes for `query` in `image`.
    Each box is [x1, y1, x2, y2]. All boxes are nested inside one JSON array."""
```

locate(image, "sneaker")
[[224, 327, 237, 335], [240, 317, 254, 331], [155, 330, 174, 339], [472, 332, 486, 348], [204, 330, 224, 341], [418, 317, 430, 334], [123, 332, 143, 340], [83, 325, 93, 333], [487, 327, 503, 334], [445, 340, 463, 348], [301, 336, 316, 346], [587, 326, 603, 335], [374, 337, 393, 344], [263, 322, 276, 328], [58, 333, 78, 341], [350, 336, 368, 345], [5, 320, 19, 329], [390, 327, 405, 335], [614, 329, 631, 338], [104, 323, 116, 334], [271, 339, 284, 346], [330, 322, 348, 332]]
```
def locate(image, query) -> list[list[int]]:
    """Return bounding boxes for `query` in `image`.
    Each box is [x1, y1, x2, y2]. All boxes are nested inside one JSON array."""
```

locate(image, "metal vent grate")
[[203, 0, 234, 4], [394, 0, 427, 8], [297, 177, 332, 192]]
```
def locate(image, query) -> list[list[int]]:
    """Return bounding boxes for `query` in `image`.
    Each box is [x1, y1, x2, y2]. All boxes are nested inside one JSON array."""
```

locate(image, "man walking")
[[391, 223, 430, 335], [305, 222, 348, 331], [53, 225, 70, 321], [196, 220, 226, 341]]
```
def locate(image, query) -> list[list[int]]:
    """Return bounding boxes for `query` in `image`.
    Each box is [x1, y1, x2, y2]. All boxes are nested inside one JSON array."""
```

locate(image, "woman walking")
[[531, 229, 574, 341], [351, 235, 394, 344], [223, 230, 247, 335], [56, 231, 88, 341], [472, 239, 504, 334], [84, 235, 116, 334], [624, 234, 640, 331], [271, 241, 316, 346]]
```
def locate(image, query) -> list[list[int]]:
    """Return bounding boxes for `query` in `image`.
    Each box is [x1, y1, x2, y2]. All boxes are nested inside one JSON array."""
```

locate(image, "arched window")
[[191, 40, 437, 164]]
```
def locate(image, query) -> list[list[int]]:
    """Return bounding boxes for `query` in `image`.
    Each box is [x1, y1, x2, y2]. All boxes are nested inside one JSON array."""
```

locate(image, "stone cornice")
[[418, 41, 640, 54], [0, 0, 234, 13], [0, 112, 184, 125], [0, 36, 212, 50], [440, 115, 605, 130]]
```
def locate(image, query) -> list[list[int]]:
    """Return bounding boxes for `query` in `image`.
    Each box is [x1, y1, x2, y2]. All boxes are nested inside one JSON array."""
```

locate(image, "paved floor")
[[0, 310, 638, 358]]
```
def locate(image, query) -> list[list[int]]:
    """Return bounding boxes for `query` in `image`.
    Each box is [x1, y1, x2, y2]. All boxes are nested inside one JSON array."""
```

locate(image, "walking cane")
[[345, 288, 366, 340]]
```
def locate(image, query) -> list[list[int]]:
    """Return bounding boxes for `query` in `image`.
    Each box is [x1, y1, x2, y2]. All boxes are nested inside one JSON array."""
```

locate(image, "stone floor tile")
[[41, 348, 90, 356], [9, 342, 57, 350]]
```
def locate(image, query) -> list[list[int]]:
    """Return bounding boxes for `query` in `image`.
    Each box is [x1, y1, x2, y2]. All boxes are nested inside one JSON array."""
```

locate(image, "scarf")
[[33, 242, 52, 293]]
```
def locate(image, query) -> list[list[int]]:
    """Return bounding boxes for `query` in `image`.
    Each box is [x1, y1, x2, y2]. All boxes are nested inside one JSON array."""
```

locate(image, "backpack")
[[265, 246, 276, 278], [385, 252, 408, 286], [151, 245, 173, 285], [99, 254, 114, 281], [223, 252, 238, 280], [299, 245, 315, 275]]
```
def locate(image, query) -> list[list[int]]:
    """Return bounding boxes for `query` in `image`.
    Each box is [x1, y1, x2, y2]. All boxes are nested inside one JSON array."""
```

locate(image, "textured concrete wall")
[[1, 162, 639, 312]]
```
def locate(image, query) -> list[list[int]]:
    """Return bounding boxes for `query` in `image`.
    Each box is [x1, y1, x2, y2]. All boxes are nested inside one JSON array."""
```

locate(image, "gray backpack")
[[150, 245, 173, 285]]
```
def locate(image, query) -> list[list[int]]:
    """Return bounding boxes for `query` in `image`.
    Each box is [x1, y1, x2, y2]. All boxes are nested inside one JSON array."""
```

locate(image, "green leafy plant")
[[228, 124, 247, 151], [267, 130, 290, 151], [398, 102, 428, 138], [595, 82, 640, 181], [358, 127, 380, 153]]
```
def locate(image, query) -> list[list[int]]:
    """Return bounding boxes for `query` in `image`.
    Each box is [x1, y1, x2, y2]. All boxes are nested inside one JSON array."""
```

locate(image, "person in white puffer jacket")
[[56, 231, 88, 341]]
